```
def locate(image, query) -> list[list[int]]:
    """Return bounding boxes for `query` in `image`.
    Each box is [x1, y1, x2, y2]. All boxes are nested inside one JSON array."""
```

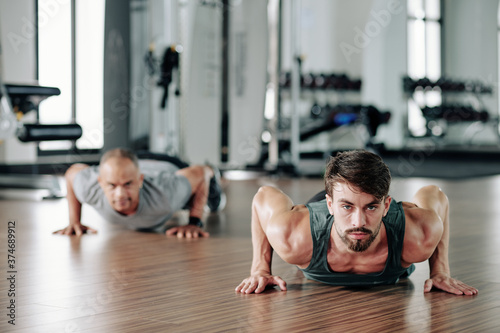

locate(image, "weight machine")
[[0, 80, 83, 198], [0, 29, 82, 198]]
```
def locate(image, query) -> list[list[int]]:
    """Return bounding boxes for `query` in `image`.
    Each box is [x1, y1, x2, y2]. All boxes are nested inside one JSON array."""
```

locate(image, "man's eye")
[[367, 206, 377, 211], [342, 205, 351, 210]]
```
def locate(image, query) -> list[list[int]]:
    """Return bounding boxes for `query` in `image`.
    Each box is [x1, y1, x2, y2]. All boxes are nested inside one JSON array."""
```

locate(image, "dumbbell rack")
[[403, 76, 500, 148], [276, 72, 369, 175]]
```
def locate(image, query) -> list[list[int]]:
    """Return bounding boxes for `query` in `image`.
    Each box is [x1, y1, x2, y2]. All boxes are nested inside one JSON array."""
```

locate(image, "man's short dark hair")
[[324, 150, 391, 201], [100, 148, 139, 168]]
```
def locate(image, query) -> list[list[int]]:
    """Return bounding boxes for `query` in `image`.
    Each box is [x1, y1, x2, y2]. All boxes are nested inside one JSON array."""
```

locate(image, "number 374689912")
[[7, 221, 16, 269]]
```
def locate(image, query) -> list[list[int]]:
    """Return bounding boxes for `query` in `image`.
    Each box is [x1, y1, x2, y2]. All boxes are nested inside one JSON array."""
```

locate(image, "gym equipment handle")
[[17, 124, 83, 142]]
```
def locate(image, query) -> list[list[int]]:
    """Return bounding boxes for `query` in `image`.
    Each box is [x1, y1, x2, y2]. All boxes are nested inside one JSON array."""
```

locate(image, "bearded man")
[[235, 150, 477, 295]]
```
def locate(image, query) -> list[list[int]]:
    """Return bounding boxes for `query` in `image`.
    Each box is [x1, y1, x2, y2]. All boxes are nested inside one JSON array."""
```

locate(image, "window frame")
[[36, 0, 104, 156]]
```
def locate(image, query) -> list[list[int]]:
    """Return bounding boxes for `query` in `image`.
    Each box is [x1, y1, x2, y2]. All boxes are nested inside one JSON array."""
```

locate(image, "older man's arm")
[[53, 164, 97, 236]]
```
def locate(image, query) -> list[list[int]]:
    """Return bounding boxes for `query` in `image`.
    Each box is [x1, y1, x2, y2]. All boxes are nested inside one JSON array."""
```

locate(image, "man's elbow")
[[254, 185, 279, 200]]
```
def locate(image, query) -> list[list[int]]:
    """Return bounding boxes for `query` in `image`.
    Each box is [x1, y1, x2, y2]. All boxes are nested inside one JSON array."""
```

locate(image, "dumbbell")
[[302, 73, 316, 89], [314, 74, 327, 89], [310, 102, 323, 118], [279, 72, 291, 88]]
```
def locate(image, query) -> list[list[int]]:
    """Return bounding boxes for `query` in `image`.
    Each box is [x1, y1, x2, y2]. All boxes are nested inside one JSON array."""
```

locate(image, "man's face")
[[98, 157, 144, 215], [326, 182, 391, 252]]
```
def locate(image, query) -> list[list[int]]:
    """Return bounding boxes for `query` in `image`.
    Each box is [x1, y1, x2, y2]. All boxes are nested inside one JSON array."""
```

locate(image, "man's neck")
[[327, 223, 388, 273]]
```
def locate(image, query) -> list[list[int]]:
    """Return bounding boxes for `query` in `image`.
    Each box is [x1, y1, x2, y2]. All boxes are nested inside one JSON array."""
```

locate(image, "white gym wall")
[[442, 0, 499, 145], [0, 0, 38, 164]]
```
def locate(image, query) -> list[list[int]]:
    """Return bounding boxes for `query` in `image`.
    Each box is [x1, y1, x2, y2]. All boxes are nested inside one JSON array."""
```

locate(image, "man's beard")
[[335, 221, 383, 252]]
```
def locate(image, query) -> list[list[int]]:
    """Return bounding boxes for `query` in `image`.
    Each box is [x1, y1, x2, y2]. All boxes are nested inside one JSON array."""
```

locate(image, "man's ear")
[[139, 173, 144, 188], [383, 195, 392, 216], [325, 193, 334, 215]]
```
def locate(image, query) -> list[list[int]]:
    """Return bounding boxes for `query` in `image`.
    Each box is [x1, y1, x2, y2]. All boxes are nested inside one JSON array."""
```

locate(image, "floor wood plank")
[[0, 175, 499, 332]]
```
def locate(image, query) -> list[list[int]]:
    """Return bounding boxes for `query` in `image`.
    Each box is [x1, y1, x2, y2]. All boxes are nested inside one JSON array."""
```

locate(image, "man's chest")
[[326, 247, 389, 274]]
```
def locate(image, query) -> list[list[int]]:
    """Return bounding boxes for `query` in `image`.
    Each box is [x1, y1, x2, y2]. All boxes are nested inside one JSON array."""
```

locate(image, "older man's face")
[[98, 157, 143, 215]]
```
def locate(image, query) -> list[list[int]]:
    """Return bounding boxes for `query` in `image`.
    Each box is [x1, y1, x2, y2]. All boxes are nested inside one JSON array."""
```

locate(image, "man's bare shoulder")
[[269, 204, 310, 232], [401, 202, 443, 264], [267, 204, 313, 266]]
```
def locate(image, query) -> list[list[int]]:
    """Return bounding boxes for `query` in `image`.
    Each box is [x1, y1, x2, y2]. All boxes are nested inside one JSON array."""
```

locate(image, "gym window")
[[37, 0, 105, 151], [406, 0, 442, 137]]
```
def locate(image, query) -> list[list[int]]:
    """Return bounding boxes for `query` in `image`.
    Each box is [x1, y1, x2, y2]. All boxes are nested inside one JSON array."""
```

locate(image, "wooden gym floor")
[[0, 173, 499, 332]]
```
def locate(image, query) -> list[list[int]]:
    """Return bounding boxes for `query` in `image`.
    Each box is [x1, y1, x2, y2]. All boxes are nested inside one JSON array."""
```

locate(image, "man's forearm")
[[428, 210, 451, 276], [65, 164, 87, 226], [428, 242, 450, 276], [250, 237, 273, 274], [188, 196, 205, 220], [67, 181, 83, 226], [182, 165, 212, 221], [413, 186, 453, 277], [250, 205, 273, 274]]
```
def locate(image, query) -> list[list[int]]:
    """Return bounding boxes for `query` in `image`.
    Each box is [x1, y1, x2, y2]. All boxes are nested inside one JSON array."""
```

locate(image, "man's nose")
[[351, 209, 366, 228], [114, 186, 126, 197]]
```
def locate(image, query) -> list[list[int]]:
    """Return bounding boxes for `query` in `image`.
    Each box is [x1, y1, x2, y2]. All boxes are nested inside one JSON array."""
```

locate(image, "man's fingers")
[[424, 279, 433, 293], [235, 276, 287, 294], [166, 227, 179, 236], [275, 277, 287, 291], [192, 229, 209, 238], [74, 226, 83, 236], [440, 283, 463, 295], [167, 226, 208, 238], [451, 280, 478, 295], [424, 278, 478, 295], [235, 282, 244, 293], [53, 225, 97, 236], [445, 280, 477, 296], [247, 281, 258, 294], [237, 279, 254, 293], [255, 279, 266, 294], [461, 284, 478, 295], [87, 227, 98, 234], [235, 279, 257, 294]]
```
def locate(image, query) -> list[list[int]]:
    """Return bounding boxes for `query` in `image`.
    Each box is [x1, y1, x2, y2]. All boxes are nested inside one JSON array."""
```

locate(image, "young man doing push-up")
[[235, 150, 477, 295]]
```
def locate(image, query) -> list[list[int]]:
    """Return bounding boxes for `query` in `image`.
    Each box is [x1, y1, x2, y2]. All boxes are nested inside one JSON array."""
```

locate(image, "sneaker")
[[206, 163, 226, 212]]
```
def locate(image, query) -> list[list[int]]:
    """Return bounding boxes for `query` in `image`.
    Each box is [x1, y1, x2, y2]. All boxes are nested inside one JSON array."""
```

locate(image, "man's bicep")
[[403, 207, 443, 263], [266, 208, 312, 266], [251, 186, 294, 233], [71, 165, 101, 205]]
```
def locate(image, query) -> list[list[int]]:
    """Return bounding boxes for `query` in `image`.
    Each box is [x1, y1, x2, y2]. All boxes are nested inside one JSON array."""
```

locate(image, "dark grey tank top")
[[299, 199, 415, 286]]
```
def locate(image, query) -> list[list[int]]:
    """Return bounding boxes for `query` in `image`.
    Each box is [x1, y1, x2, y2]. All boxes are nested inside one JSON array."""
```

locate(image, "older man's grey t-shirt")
[[73, 160, 192, 229]]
